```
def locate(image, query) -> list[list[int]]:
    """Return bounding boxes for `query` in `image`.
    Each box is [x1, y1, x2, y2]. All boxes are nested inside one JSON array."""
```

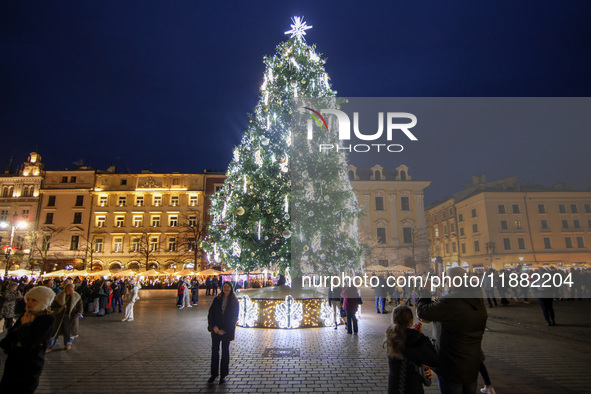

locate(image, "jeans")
[[211, 335, 230, 378], [479, 361, 492, 386], [346, 311, 358, 333], [375, 297, 386, 312], [437, 375, 477, 394], [112, 296, 123, 312]]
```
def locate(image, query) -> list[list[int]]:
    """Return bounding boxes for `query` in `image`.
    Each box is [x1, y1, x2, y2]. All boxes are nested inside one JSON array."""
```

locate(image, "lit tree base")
[[237, 285, 335, 329]]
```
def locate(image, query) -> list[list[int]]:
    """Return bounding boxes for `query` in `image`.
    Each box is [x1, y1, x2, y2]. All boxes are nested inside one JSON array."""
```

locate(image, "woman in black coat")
[[207, 281, 239, 384], [0, 286, 56, 394]]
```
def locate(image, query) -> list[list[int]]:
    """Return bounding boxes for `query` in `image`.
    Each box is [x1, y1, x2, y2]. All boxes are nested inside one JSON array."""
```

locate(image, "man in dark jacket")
[[416, 267, 487, 394], [111, 280, 125, 313]]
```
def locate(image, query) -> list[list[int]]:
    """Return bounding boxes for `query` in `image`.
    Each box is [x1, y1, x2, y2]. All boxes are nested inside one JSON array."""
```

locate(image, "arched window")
[[374, 170, 380, 180], [400, 171, 407, 180]]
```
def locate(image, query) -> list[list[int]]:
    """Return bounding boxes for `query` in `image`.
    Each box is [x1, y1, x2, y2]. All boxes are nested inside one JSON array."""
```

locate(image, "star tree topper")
[[285, 16, 312, 40]]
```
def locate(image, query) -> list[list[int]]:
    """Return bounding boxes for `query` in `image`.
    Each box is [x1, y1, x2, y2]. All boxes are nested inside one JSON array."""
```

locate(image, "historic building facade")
[[89, 172, 207, 271], [427, 175, 591, 271], [349, 164, 431, 273], [0, 153, 44, 270]]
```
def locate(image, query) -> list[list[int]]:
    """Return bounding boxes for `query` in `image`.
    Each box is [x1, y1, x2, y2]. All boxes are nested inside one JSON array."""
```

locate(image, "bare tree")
[[133, 227, 163, 271], [26, 227, 66, 274], [77, 232, 102, 270], [396, 227, 430, 273], [177, 210, 207, 270]]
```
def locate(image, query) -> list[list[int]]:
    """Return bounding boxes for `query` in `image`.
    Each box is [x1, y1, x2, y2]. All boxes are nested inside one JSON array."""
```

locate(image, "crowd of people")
[[0, 265, 588, 393]]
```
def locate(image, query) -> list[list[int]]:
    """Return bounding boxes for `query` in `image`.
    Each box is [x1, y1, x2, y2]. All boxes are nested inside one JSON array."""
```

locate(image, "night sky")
[[1, 1, 590, 204]]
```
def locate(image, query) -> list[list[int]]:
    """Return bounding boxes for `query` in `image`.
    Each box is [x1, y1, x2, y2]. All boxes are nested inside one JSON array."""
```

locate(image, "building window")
[[113, 238, 123, 252], [133, 216, 142, 227], [99, 196, 107, 207], [541, 220, 548, 229], [565, 237, 573, 249], [21, 209, 29, 220], [570, 204, 578, 213], [503, 238, 511, 250], [514, 220, 522, 230], [189, 195, 198, 206], [151, 216, 160, 227], [461, 243, 466, 254], [153, 195, 162, 207], [452, 243, 457, 253], [403, 227, 413, 244], [173, 178, 180, 186], [136, 196, 144, 206], [538, 204, 546, 214], [188, 237, 196, 251], [94, 238, 103, 253], [115, 216, 124, 227], [377, 227, 386, 244], [73, 212, 82, 224], [121, 179, 127, 186], [48, 196, 56, 206], [472, 224, 478, 233], [75, 195, 84, 206], [169, 215, 178, 227], [561, 220, 568, 229], [61, 176, 68, 183], [131, 238, 140, 253], [442, 225, 447, 235], [517, 238, 526, 249], [70, 235, 79, 250], [189, 216, 197, 227], [168, 237, 177, 252], [458, 213, 463, 222], [96, 216, 106, 228], [501, 220, 508, 230], [450, 223, 455, 232], [498, 205, 505, 214], [442, 210, 446, 219], [574, 219, 580, 229], [474, 240, 480, 253], [512, 204, 520, 213], [118, 196, 126, 207], [171, 196, 179, 207], [449, 208, 453, 216], [45, 213, 54, 224], [459, 227, 465, 236], [70, 176, 77, 183], [576, 237, 585, 248], [445, 243, 450, 254], [401, 197, 410, 211], [375, 196, 384, 211], [471, 209, 477, 218], [434, 228, 439, 237], [0, 210, 7, 221], [433, 214, 438, 223], [543, 237, 552, 249], [149, 237, 158, 252], [585, 204, 591, 213], [558, 204, 566, 213]]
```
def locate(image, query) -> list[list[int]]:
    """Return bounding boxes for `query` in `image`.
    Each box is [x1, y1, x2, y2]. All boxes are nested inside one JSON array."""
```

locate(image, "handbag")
[[340, 308, 347, 318]]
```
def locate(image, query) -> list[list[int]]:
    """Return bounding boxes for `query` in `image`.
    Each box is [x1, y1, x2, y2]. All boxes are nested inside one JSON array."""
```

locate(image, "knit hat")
[[25, 286, 56, 312]]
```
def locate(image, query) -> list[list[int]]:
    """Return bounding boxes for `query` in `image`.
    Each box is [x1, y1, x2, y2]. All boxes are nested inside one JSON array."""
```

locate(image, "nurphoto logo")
[[300, 106, 418, 153]]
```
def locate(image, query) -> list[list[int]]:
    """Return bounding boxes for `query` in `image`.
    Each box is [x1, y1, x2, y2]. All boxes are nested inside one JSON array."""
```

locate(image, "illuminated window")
[[188, 237, 196, 251], [168, 237, 177, 252], [99, 196, 107, 207], [514, 220, 522, 229], [151, 216, 160, 227], [115, 216, 124, 227], [94, 238, 103, 253], [118, 196, 126, 207], [131, 238, 140, 252], [149, 237, 158, 252], [169, 215, 178, 227], [171, 196, 179, 206], [189, 195, 198, 206], [153, 195, 162, 207], [113, 238, 123, 252], [133, 216, 142, 227], [136, 196, 144, 206], [188, 216, 197, 227], [434, 228, 439, 237], [96, 216, 106, 228]]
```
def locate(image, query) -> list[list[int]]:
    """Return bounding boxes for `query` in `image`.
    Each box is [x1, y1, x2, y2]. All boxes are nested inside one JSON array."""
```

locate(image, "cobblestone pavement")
[[1, 290, 589, 393]]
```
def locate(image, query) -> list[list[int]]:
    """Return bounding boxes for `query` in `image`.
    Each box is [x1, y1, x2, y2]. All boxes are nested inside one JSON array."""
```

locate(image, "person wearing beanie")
[[0, 286, 56, 393]]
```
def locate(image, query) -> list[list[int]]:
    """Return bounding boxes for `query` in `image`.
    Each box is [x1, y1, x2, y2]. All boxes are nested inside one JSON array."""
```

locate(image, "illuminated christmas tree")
[[207, 17, 364, 277]]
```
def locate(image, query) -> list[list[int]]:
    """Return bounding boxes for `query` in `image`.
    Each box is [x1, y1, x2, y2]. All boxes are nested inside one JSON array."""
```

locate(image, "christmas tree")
[[207, 17, 364, 277]]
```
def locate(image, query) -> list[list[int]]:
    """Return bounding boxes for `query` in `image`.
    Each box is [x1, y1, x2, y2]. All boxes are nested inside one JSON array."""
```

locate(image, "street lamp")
[[0, 214, 28, 278]]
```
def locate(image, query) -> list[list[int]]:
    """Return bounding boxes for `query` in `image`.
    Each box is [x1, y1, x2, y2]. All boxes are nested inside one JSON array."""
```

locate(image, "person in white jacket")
[[122, 279, 141, 322]]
